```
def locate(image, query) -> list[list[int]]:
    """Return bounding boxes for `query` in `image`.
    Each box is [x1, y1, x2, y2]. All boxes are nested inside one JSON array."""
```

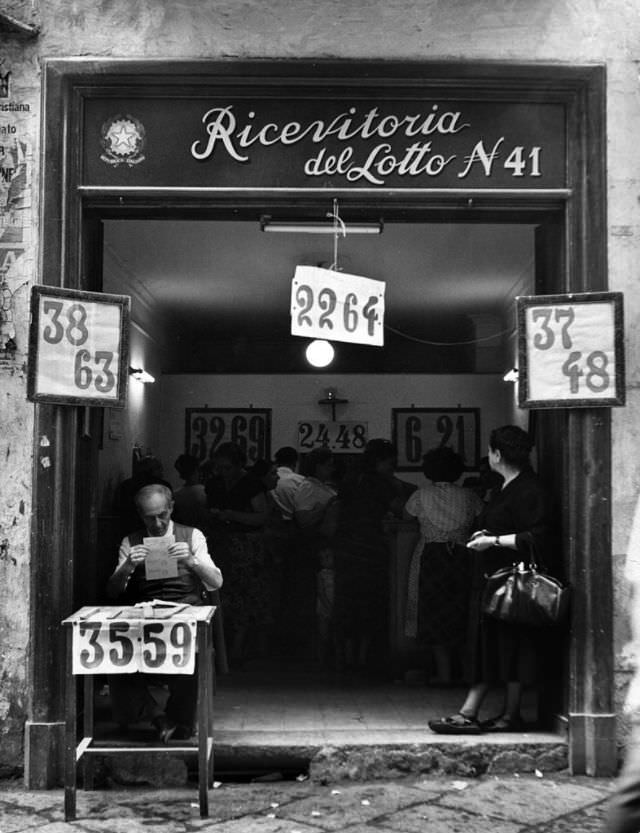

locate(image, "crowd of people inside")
[[108, 424, 555, 739]]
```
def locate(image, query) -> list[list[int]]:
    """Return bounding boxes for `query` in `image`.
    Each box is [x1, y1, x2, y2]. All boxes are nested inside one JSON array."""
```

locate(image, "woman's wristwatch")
[[494, 535, 501, 547]]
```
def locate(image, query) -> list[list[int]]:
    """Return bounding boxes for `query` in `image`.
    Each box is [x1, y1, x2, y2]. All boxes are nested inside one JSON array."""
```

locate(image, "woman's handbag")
[[482, 558, 570, 627]]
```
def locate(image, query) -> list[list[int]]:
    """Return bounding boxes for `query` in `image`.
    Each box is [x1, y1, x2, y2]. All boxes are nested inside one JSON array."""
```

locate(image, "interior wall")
[[98, 322, 164, 514], [158, 372, 511, 490]]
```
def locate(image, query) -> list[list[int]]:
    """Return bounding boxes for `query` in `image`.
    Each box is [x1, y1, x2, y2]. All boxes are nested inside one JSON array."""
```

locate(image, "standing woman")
[[429, 425, 550, 733], [333, 439, 410, 673], [403, 446, 484, 685], [205, 442, 270, 667]]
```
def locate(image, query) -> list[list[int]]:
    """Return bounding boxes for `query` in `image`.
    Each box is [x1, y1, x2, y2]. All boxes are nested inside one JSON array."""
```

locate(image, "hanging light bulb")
[[305, 339, 335, 368]]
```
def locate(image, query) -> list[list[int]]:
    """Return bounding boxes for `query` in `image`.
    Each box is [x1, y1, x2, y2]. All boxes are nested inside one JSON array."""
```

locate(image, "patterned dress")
[[404, 482, 483, 646], [205, 472, 270, 631]]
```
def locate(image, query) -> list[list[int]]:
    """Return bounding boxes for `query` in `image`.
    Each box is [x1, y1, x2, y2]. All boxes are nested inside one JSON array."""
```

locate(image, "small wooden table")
[[62, 604, 216, 821]]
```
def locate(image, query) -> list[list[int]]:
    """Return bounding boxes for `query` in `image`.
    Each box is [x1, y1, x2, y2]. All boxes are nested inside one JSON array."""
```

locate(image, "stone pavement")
[[0, 772, 619, 832]]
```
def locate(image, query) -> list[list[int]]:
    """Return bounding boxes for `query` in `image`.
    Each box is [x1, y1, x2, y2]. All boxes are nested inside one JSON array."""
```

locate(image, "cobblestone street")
[[0, 773, 617, 833]]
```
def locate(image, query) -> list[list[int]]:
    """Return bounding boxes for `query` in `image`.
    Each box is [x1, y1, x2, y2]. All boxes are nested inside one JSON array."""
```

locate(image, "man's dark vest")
[[126, 523, 204, 605]]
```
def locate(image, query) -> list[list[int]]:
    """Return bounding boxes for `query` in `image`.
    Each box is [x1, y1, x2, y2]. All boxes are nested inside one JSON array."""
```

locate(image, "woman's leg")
[[503, 680, 522, 720], [459, 682, 490, 718]]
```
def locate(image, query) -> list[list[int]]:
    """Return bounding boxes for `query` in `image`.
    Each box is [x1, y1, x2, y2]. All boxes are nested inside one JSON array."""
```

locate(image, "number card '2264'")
[[517, 292, 625, 408], [291, 265, 385, 346]]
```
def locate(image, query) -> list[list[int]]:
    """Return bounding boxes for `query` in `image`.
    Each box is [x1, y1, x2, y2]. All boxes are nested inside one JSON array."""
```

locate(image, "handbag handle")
[[517, 530, 543, 572]]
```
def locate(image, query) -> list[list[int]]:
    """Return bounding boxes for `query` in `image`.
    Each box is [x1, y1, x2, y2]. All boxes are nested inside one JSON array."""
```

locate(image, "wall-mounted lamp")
[[260, 215, 383, 235], [129, 366, 155, 384], [503, 367, 519, 383], [305, 339, 335, 368]]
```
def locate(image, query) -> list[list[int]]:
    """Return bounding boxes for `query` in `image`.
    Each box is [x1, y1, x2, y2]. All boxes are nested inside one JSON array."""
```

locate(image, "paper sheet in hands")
[[143, 534, 177, 580]]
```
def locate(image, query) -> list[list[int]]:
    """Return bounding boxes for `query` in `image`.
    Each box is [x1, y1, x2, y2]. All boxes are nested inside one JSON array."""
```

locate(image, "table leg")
[[207, 623, 215, 787], [64, 625, 77, 821], [197, 623, 210, 818], [82, 675, 95, 790]]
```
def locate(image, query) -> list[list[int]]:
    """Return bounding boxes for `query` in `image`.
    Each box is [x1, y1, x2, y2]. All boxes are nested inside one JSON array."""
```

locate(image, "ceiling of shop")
[[103, 219, 536, 374]]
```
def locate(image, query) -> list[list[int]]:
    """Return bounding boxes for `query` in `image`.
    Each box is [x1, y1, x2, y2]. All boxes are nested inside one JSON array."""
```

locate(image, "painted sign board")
[[392, 407, 480, 471], [186, 407, 272, 465], [83, 97, 566, 190], [517, 292, 625, 408], [27, 286, 130, 407], [291, 266, 385, 346]]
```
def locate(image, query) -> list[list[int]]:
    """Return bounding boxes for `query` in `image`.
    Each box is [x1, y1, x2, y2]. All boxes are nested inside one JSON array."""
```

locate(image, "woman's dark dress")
[[468, 467, 549, 685], [205, 473, 269, 631], [333, 471, 399, 654]]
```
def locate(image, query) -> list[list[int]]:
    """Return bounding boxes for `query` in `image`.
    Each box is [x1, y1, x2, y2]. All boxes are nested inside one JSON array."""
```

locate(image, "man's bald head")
[[134, 484, 174, 536]]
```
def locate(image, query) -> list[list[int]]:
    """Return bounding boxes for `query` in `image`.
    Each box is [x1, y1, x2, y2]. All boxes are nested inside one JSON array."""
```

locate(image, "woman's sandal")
[[481, 714, 524, 732], [428, 713, 483, 734]]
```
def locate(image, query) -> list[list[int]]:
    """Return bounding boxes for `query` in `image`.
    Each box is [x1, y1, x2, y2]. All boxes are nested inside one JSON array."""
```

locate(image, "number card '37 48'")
[[517, 292, 625, 408]]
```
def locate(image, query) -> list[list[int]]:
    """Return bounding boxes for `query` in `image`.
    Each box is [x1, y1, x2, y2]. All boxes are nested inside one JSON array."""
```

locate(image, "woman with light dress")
[[404, 446, 483, 685]]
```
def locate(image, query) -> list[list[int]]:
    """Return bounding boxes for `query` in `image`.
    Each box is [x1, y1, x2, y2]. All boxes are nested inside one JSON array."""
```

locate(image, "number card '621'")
[[392, 408, 481, 471], [291, 265, 385, 346], [28, 286, 130, 407], [517, 292, 625, 408]]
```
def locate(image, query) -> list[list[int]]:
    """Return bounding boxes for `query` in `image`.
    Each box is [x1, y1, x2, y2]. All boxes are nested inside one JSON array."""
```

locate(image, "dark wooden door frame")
[[26, 59, 612, 786]]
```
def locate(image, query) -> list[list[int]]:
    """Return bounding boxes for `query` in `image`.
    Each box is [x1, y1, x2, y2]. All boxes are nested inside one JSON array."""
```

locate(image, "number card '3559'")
[[28, 286, 131, 407], [517, 292, 625, 408], [291, 265, 385, 346]]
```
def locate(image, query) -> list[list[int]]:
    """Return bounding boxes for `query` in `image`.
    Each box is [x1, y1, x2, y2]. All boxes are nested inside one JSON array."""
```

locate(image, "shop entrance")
[[29, 60, 614, 784], [74, 205, 568, 745]]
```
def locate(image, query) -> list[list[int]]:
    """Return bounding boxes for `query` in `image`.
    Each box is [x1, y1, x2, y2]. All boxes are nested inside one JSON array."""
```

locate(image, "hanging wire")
[[384, 251, 534, 347], [326, 198, 346, 271], [384, 322, 516, 347]]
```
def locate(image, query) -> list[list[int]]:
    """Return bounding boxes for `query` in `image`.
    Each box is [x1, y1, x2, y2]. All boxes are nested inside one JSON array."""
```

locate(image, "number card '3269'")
[[517, 292, 625, 408]]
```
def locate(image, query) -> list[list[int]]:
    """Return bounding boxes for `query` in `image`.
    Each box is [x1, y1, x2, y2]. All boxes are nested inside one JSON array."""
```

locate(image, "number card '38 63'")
[[28, 286, 130, 407], [517, 292, 625, 408]]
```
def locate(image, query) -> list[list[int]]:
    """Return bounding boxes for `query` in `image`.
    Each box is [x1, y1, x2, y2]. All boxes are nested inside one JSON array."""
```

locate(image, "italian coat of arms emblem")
[[100, 115, 146, 167]]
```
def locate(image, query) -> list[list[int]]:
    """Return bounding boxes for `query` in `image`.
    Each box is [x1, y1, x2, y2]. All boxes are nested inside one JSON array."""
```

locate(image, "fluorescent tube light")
[[260, 216, 383, 235]]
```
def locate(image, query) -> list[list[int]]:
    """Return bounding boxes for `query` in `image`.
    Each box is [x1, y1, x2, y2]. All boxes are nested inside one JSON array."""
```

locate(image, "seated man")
[[107, 483, 223, 742]]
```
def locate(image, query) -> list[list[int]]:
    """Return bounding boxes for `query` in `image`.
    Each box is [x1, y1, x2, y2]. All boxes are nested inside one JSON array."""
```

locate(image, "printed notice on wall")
[[27, 286, 130, 407], [517, 292, 625, 408], [290, 266, 385, 346]]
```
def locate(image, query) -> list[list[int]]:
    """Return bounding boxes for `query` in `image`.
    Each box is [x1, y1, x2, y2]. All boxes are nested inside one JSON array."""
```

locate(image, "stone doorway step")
[[212, 667, 567, 780]]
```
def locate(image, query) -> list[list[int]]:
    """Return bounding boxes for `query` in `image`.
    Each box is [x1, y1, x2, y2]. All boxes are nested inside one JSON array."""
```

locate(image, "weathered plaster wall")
[[0, 34, 38, 773], [2, 0, 640, 770]]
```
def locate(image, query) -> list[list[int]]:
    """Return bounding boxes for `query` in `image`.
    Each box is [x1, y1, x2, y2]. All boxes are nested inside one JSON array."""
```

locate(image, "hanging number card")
[[28, 286, 130, 407], [290, 266, 385, 346], [517, 292, 625, 408], [392, 408, 480, 471]]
